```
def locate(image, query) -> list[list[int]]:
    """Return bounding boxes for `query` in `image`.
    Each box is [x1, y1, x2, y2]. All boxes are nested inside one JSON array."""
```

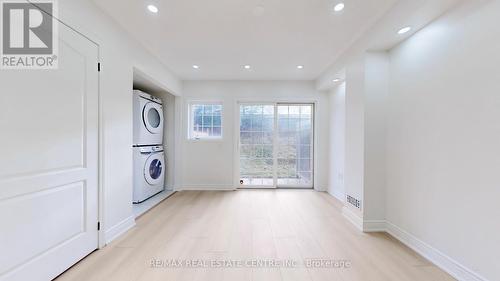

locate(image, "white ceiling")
[[93, 0, 399, 80], [316, 0, 461, 89]]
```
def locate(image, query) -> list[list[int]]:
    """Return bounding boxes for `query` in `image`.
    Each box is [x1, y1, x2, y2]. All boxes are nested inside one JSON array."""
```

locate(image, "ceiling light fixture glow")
[[297, 65, 304, 69], [244, 65, 251, 69], [398, 26, 411, 34], [147, 4, 158, 13], [192, 65, 200, 69], [334, 3, 345, 12]]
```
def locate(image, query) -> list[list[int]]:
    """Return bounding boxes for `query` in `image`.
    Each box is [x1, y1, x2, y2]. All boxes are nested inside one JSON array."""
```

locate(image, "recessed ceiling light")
[[147, 4, 158, 13], [192, 65, 200, 69], [244, 65, 251, 69], [333, 78, 342, 83], [398, 26, 411, 34], [297, 65, 304, 69], [334, 3, 345, 12]]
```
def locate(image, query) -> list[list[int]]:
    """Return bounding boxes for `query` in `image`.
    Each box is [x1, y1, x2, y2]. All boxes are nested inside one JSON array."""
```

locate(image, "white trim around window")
[[187, 101, 224, 141]]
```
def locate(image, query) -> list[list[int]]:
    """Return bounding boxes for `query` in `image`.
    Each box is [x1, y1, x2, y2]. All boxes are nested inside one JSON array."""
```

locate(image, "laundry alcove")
[[132, 67, 178, 217]]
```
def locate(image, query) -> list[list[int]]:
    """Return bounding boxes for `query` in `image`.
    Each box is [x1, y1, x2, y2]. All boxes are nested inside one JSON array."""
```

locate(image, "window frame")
[[187, 101, 224, 141], [234, 101, 316, 190]]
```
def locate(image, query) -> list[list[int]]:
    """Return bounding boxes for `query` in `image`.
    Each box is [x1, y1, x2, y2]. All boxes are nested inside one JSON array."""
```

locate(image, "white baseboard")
[[339, 216, 487, 281], [314, 186, 327, 192], [363, 220, 386, 232], [385, 221, 487, 281], [132, 190, 175, 218], [180, 184, 236, 191], [104, 215, 136, 245], [324, 192, 488, 281], [341, 206, 363, 231], [327, 188, 345, 202]]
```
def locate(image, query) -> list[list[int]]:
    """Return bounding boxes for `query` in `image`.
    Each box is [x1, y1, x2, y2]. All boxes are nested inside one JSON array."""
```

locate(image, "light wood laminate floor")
[[57, 190, 455, 281]]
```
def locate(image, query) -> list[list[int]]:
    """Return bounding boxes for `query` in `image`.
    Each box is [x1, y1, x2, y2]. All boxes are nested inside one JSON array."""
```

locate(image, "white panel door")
[[0, 16, 99, 281]]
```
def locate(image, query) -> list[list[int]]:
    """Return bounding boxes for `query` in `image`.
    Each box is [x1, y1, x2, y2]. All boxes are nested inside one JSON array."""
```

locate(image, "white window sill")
[[187, 137, 224, 143]]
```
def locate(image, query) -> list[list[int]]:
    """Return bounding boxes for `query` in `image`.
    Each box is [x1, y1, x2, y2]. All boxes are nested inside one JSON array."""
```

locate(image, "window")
[[189, 102, 223, 140]]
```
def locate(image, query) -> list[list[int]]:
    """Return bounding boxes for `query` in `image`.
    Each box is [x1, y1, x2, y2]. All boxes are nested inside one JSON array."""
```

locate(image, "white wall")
[[363, 52, 388, 222], [341, 53, 389, 223], [344, 56, 365, 216], [59, 0, 182, 244], [180, 81, 329, 190], [162, 93, 177, 190], [387, 1, 500, 280], [328, 83, 346, 201]]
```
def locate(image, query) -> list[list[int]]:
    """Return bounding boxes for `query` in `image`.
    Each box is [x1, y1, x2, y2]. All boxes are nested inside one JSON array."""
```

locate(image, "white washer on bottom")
[[133, 145, 165, 203]]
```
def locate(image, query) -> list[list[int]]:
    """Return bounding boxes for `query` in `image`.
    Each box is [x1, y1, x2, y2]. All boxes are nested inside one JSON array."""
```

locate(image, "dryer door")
[[144, 152, 164, 185], [142, 102, 163, 134]]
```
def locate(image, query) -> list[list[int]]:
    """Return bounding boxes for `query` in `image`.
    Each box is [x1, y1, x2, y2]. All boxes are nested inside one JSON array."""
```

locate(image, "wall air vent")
[[346, 195, 361, 209]]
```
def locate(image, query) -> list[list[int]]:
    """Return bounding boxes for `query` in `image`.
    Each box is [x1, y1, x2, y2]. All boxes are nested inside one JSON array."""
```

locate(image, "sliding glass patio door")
[[239, 104, 275, 187], [276, 104, 314, 188], [238, 103, 314, 188]]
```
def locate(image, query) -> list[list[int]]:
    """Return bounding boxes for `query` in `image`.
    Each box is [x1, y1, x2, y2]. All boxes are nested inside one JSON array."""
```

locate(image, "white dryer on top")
[[133, 90, 164, 146]]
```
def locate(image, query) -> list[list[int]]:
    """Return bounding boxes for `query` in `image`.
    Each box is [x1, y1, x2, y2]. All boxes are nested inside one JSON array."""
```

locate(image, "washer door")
[[144, 152, 164, 185], [142, 102, 163, 134]]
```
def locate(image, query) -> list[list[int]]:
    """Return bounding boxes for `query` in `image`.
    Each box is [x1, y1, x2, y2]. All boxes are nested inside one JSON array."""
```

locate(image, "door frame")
[[233, 99, 318, 190]]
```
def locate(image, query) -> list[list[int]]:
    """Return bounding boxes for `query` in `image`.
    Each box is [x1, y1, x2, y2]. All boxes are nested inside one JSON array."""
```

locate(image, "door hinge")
[[97, 63, 101, 72], [97, 222, 101, 231]]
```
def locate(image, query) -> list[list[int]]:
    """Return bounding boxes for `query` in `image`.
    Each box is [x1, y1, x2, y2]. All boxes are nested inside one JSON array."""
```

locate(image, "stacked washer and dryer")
[[133, 90, 166, 204]]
